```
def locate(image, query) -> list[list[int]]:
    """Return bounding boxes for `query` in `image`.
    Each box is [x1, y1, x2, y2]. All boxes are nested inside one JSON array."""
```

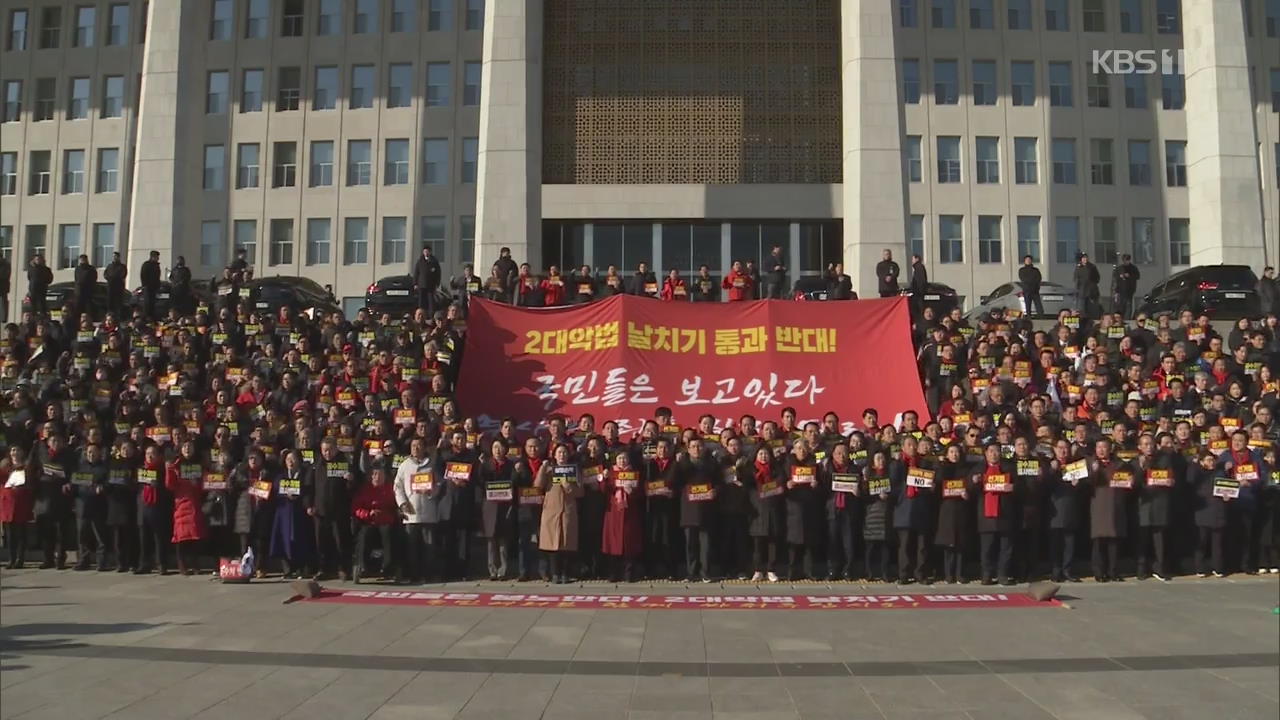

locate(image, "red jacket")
[[352, 482, 398, 526], [722, 271, 753, 301], [541, 277, 566, 306], [660, 278, 688, 302], [165, 461, 207, 543], [0, 467, 34, 524]]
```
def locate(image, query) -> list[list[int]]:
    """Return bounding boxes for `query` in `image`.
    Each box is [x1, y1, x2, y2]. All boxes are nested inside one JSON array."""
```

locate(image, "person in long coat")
[[891, 435, 935, 583], [513, 437, 548, 581], [230, 449, 272, 574], [201, 436, 237, 562], [601, 451, 644, 581], [824, 439, 863, 581], [1, 446, 35, 569], [973, 442, 1019, 585], [1087, 438, 1134, 581], [135, 444, 173, 574], [746, 446, 786, 582], [675, 437, 721, 582], [72, 443, 110, 570], [783, 439, 824, 580], [933, 444, 971, 584], [479, 438, 518, 580], [1046, 438, 1086, 582], [34, 432, 75, 569], [1011, 436, 1048, 582], [1135, 433, 1177, 580], [312, 438, 357, 581], [1191, 450, 1227, 576], [718, 435, 753, 580], [165, 439, 208, 575], [862, 450, 894, 582], [536, 443, 583, 584], [270, 449, 314, 578], [577, 437, 609, 580], [643, 438, 681, 579], [105, 441, 139, 572]]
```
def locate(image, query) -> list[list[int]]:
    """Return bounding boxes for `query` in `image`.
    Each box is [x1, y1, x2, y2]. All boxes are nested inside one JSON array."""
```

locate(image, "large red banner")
[[456, 295, 928, 434]]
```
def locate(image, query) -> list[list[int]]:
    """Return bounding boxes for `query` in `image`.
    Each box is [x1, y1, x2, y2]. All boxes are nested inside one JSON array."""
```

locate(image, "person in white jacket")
[[394, 438, 444, 583]]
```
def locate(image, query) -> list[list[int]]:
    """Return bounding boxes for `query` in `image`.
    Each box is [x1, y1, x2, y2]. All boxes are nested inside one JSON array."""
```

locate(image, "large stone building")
[[1, 0, 1277, 319]]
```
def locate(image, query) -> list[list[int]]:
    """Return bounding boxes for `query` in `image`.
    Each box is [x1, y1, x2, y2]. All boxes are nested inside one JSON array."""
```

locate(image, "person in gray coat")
[[394, 437, 445, 583]]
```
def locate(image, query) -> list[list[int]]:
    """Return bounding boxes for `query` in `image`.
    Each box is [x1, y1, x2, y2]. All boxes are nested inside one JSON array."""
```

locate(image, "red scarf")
[[983, 463, 1002, 518], [831, 460, 849, 509], [655, 457, 671, 473], [526, 457, 543, 478], [903, 455, 919, 499], [142, 461, 161, 506]]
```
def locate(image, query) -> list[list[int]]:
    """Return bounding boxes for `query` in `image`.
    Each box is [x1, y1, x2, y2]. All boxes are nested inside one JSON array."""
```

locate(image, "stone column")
[[1182, 0, 1266, 265], [840, 0, 908, 296], [474, 0, 544, 274]]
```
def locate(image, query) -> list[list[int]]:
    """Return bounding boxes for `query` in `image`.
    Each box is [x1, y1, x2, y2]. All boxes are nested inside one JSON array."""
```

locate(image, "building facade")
[[1, 0, 1277, 320]]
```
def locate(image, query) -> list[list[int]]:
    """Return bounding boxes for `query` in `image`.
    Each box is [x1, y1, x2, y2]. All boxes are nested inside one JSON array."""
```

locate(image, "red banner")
[[456, 295, 928, 434]]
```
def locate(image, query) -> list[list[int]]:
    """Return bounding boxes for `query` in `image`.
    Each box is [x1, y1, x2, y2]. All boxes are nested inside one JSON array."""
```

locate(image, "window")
[[460, 216, 475, 266], [461, 137, 478, 182], [347, 140, 372, 186], [313, 66, 338, 110], [383, 217, 407, 264], [101, 75, 124, 117], [907, 216, 925, 259], [282, 0, 304, 36], [387, 63, 413, 108], [67, 77, 90, 119], [203, 145, 225, 190], [1128, 140, 1151, 185], [463, 61, 482, 105], [1132, 217, 1156, 264], [1271, 68, 1280, 111], [422, 138, 448, 184], [1161, 73, 1184, 109], [2, 80, 20, 122], [972, 60, 996, 105], [96, 148, 118, 192], [34, 77, 55, 121], [344, 217, 369, 264], [1168, 218, 1190, 265], [277, 67, 301, 111], [936, 136, 961, 183], [392, 0, 415, 32], [1089, 139, 1114, 185], [1093, 217, 1118, 264], [1008, 0, 1032, 28], [385, 139, 409, 185], [1011, 61, 1035, 106], [933, 60, 958, 104], [465, 0, 485, 30], [0, 226, 10, 261], [1054, 216, 1079, 263], [1052, 138, 1077, 184], [73, 6, 95, 47], [1083, 0, 1106, 30], [902, 59, 921, 104], [318, 0, 341, 35], [107, 4, 129, 45], [0, 152, 14, 194], [26, 226, 47, 262], [904, 136, 922, 182], [1165, 141, 1187, 186], [210, 0, 232, 39], [273, 142, 297, 187], [1045, 0, 1069, 30], [62, 149, 85, 194], [241, 69, 263, 112], [1120, 0, 1143, 32], [206, 71, 229, 113], [92, 223, 115, 263], [350, 65, 375, 109], [898, 0, 920, 26], [269, 219, 294, 266], [309, 141, 334, 186], [426, 63, 450, 107], [1049, 62, 1073, 106], [1156, 0, 1180, 32], [1016, 216, 1041, 262], [1086, 71, 1109, 108], [306, 218, 331, 265], [938, 215, 964, 263], [428, 0, 452, 30], [29, 150, 51, 194], [59, 224, 82, 268], [1269, 0, 1280, 36], [970, 0, 994, 28], [234, 220, 257, 263], [976, 216, 1001, 263], [201, 220, 224, 267], [8, 9, 28, 50], [245, 0, 269, 38], [931, 0, 957, 28], [975, 137, 999, 183], [236, 143, 260, 188], [1124, 74, 1148, 108], [421, 216, 446, 258], [40, 6, 61, 48], [1014, 137, 1038, 184], [354, 0, 378, 34]]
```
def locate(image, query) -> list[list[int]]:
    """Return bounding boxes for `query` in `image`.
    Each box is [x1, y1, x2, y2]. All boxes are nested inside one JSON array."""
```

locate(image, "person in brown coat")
[[1087, 438, 1134, 581], [536, 443, 583, 583]]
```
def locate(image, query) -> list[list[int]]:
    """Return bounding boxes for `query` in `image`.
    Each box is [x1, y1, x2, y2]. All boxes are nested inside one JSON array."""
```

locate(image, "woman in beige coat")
[[537, 443, 583, 584]]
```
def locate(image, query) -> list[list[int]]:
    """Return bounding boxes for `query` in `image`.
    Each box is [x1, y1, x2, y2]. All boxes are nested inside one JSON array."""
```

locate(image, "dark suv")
[[1134, 265, 1260, 318], [246, 277, 341, 318]]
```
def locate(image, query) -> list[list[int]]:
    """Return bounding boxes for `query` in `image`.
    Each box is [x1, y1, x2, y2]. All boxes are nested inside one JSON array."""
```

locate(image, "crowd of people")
[[1, 246, 1278, 589]]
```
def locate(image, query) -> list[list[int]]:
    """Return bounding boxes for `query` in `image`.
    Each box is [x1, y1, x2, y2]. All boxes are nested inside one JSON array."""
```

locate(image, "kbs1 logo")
[[1090, 49, 1184, 75]]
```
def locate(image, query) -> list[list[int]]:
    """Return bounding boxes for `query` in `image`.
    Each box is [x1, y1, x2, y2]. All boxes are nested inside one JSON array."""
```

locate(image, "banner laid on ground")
[[456, 295, 928, 433], [304, 590, 1057, 610]]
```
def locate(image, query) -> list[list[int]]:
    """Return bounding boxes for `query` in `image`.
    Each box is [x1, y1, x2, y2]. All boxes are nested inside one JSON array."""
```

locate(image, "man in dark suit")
[[140, 250, 162, 320], [1018, 255, 1044, 315], [73, 254, 97, 319], [414, 246, 442, 314], [876, 249, 901, 298]]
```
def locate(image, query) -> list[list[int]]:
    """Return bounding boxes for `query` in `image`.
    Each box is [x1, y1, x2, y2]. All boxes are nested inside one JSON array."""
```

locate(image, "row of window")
[[0, 223, 117, 270], [900, 0, 1280, 38], [203, 62, 481, 115], [903, 136, 1188, 188], [208, 0, 483, 42], [3, 4, 141, 52], [2, 149, 120, 196], [904, 214, 1190, 267], [201, 138, 479, 191], [1, 75, 127, 123]]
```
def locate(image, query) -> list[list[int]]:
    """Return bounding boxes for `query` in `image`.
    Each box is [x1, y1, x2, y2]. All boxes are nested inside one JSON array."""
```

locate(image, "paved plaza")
[[1, 571, 1277, 720]]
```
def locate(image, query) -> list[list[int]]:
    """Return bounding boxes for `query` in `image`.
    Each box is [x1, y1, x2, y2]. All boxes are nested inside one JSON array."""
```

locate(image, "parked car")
[[364, 275, 452, 316], [966, 281, 1078, 320], [21, 281, 112, 318], [245, 277, 341, 318], [791, 277, 830, 301], [901, 282, 960, 316], [130, 281, 214, 316], [1134, 265, 1261, 318]]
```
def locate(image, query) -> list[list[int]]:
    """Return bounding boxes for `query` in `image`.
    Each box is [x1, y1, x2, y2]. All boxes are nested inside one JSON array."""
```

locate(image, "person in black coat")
[[1135, 433, 1177, 580], [933, 445, 970, 583], [34, 433, 75, 569], [311, 438, 356, 580], [783, 439, 824, 580], [103, 252, 128, 318], [0, 255, 9, 319], [862, 450, 894, 581], [439, 428, 480, 580], [643, 438, 680, 579], [827, 262, 856, 301], [135, 443, 173, 574], [973, 442, 1019, 585], [627, 262, 658, 298], [1018, 255, 1044, 316], [875, 249, 900, 298], [763, 245, 787, 299], [72, 254, 97, 320], [746, 446, 786, 581], [675, 437, 721, 581], [718, 436, 752, 580], [106, 441, 139, 572], [1073, 253, 1101, 319], [891, 436, 935, 583], [413, 246, 442, 314], [1191, 450, 1227, 576], [824, 442, 862, 580], [169, 256, 193, 315], [72, 443, 110, 570], [1012, 436, 1048, 581], [27, 254, 54, 317], [139, 250, 162, 320], [1046, 439, 1085, 582], [479, 438, 518, 580]]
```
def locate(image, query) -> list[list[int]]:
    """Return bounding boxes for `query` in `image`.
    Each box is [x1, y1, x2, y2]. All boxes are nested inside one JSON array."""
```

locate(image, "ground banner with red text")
[[456, 295, 928, 434]]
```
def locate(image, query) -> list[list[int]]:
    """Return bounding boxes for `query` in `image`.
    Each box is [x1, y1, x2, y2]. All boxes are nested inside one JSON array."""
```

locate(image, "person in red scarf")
[[135, 444, 173, 575], [823, 442, 860, 581], [477, 438, 518, 581], [973, 442, 1019, 585], [891, 435, 935, 584], [165, 439, 208, 576], [602, 452, 644, 581], [352, 463, 399, 583], [746, 446, 786, 582], [540, 266, 567, 307], [1216, 430, 1267, 574], [513, 437, 548, 581], [1087, 438, 1132, 581], [660, 269, 688, 302], [722, 261, 753, 302], [643, 437, 680, 579]]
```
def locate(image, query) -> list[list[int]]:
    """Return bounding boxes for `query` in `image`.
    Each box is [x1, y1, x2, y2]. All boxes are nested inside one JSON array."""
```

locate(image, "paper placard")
[[1146, 468, 1173, 488], [249, 480, 271, 499], [486, 481, 513, 502], [1015, 459, 1040, 477], [687, 483, 715, 502], [790, 465, 816, 485], [757, 479, 784, 498], [137, 468, 159, 485], [71, 471, 95, 487], [1234, 463, 1259, 482], [830, 472, 859, 494], [1212, 478, 1239, 499], [906, 467, 935, 489], [440, 462, 470, 483], [645, 479, 672, 497], [614, 469, 639, 491], [280, 478, 301, 496], [203, 472, 227, 491], [942, 478, 966, 498], [411, 472, 434, 493], [1109, 471, 1134, 490], [1063, 459, 1089, 482], [518, 487, 544, 505], [581, 465, 604, 484], [983, 473, 1012, 493], [867, 477, 891, 495], [551, 465, 576, 485]]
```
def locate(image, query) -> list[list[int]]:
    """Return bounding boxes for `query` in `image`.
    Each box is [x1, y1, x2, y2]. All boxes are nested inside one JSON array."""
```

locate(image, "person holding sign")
[[165, 439, 209, 576], [974, 442, 1019, 586], [269, 450, 314, 579], [784, 439, 824, 581], [513, 437, 549, 581], [1192, 450, 1229, 576], [891, 436, 935, 584], [676, 437, 721, 583], [134, 444, 173, 575], [105, 441, 140, 573], [1135, 433, 1178, 581], [479, 438, 519, 581], [1217, 430, 1267, 574], [643, 438, 681, 580], [1087, 439, 1133, 582], [577, 437, 609, 581], [823, 442, 861, 582], [72, 443, 110, 571], [1, 446, 34, 569], [933, 444, 970, 584], [660, 269, 689, 302], [602, 452, 644, 581], [1047, 439, 1086, 582], [536, 444, 583, 584], [312, 438, 358, 582], [862, 450, 894, 582], [230, 449, 272, 577], [34, 431, 75, 570], [393, 437, 444, 584], [351, 463, 399, 583], [440, 429, 479, 580], [746, 446, 786, 582], [717, 435, 753, 580]]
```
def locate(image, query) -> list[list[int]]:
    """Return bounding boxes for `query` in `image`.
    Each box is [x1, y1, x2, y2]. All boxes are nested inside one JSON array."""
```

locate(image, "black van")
[[1134, 265, 1260, 318]]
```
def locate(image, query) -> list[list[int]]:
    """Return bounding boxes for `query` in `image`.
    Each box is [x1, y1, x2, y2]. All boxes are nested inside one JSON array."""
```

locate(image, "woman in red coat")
[[660, 270, 689, 302], [1, 446, 35, 569], [165, 439, 208, 575], [601, 453, 644, 581]]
